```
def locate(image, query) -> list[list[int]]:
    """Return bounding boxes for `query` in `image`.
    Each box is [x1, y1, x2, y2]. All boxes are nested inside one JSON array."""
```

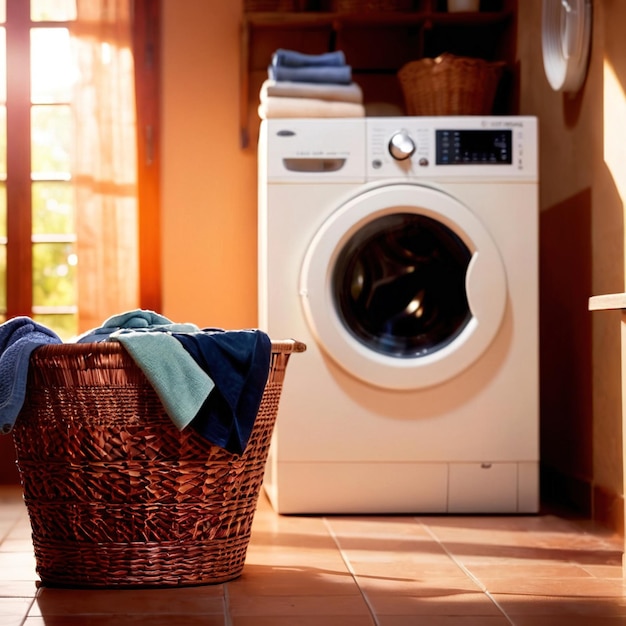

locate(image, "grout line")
[[223, 583, 233, 626], [19, 596, 38, 626], [419, 520, 516, 626], [322, 517, 381, 626]]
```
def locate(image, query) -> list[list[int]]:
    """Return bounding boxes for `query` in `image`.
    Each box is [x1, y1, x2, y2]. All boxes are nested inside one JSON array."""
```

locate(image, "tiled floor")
[[1, 484, 624, 626]]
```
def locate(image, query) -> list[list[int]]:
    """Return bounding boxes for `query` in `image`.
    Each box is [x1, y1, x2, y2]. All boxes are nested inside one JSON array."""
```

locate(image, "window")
[[1, 0, 160, 340]]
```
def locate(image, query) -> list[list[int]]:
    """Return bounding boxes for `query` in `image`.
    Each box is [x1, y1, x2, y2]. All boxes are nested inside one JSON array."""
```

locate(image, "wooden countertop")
[[589, 293, 626, 311]]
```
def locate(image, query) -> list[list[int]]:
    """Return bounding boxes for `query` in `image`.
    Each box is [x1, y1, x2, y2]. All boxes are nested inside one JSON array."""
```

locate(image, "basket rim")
[[31, 338, 306, 359]]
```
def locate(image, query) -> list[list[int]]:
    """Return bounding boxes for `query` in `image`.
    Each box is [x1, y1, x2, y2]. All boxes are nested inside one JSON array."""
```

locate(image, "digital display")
[[436, 130, 513, 165]]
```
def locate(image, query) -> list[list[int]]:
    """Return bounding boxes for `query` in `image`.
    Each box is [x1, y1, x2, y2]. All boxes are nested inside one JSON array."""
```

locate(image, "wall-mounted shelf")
[[240, 1, 518, 148]]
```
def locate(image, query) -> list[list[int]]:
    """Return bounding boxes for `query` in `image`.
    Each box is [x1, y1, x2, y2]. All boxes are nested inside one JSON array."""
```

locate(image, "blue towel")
[[0, 317, 62, 434], [173, 329, 271, 455], [76, 309, 185, 343], [272, 48, 346, 68], [268, 64, 352, 85]]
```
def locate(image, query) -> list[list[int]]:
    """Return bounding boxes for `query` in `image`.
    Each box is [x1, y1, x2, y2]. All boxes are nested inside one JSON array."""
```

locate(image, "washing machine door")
[[300, 183, 507, 390]]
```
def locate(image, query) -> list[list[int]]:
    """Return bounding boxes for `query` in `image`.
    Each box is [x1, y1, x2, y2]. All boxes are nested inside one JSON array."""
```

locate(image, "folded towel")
[[0, 317, 62, 434], [111, 329, 215, 432], [260, 79, 363, 104], [272, 48, 346, 68], [258, 96, 366, 120], [173, 329, 271, 455], [269, 64, 352, 85]]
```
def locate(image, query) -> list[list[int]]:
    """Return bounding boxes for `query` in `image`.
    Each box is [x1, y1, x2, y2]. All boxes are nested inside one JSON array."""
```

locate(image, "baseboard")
[[541, 464, 624, 535]]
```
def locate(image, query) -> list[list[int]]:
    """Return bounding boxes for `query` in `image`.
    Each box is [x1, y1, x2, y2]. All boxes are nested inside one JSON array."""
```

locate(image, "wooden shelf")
[[240, 4, 517, 148]]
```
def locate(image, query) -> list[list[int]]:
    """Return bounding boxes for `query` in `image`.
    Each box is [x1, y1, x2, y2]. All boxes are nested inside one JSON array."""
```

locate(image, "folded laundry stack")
[[258, 48, 365, 120]]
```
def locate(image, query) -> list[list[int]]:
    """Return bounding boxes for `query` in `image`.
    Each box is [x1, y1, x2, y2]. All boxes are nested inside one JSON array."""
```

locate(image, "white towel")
[[258, 96, 365, 120], [260, 79, 363, 104]]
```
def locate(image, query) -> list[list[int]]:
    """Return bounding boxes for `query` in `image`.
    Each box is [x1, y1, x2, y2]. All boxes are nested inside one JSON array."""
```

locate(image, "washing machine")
[[258, 116, 539, 514]]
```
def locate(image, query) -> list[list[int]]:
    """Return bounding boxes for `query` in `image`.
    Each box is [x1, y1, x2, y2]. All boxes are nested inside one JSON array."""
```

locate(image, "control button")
[[388, 130, 416, 161]]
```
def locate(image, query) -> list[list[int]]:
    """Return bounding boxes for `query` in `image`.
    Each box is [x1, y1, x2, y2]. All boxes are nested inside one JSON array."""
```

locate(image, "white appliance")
[[258, 116, 539, 514]]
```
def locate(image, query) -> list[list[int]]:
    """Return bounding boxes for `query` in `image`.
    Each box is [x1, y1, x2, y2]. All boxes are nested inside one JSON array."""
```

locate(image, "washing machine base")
[[264, 461, 539, 515]]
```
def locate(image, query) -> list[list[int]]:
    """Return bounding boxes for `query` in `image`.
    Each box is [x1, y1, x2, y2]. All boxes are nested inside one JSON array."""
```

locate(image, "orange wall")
[[161, 0, 257, 329], [519, 0, 625, 526]]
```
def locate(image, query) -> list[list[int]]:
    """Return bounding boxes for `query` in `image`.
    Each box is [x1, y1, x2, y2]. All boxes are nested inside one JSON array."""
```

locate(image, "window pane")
[[31, 28, 74, 104], [0, 28, 5, 103], [33, 313, 77, 341], [31, 105, 72, 176], [31, 0, 76, 22], [32, 241, 77, 307], [32, 182, 74, 235]]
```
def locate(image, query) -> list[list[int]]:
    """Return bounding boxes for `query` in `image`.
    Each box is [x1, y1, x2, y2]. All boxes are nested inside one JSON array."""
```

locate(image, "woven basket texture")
[[11, 340, 304, 588], [397, 53, 505, 116], [332, 0, 413, 11]]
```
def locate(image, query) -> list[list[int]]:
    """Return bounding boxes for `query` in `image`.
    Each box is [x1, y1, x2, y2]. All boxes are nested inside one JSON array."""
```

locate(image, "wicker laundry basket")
[[11, 339, 305, 588], [398, 53, 505, 116]]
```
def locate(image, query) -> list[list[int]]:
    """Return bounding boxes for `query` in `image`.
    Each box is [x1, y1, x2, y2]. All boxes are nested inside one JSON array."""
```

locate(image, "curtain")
[[70, 0, 139, 333]]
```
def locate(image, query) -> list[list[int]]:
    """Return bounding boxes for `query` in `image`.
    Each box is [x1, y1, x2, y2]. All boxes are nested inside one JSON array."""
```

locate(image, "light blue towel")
[[0, 317, 62, 434], [111, 329, 215, 431], [272, 48, 346, 68]]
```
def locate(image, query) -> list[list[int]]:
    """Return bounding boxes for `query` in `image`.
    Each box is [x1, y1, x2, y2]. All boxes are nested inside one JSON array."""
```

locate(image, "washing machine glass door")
[[300, 183, 507, 390]]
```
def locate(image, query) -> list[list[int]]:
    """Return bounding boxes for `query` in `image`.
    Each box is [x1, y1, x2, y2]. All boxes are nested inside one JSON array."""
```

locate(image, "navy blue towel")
[[173, 329, 272, 455]]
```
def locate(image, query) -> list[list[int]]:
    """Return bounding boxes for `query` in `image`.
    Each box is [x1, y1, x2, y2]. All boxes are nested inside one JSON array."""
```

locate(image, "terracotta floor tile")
[[244, 545, 348, 568], [31, 586, 225, 616], [0, 552, 38, 581], [0, 580, 39, 598], [24, 616, 226, 626], [228, 563, 360, 596], [465, 562, 595, 580], [492, 593, 626, 616], [377, 617, 512, 626], [510, 617, 626, 626], [366, 591, 503, 616], [582, 564, 625, 578], [228, 593, 372, 617], [478, 576, 626, 597], [232, 616, 376, 626], [348, 559, 470, 579]]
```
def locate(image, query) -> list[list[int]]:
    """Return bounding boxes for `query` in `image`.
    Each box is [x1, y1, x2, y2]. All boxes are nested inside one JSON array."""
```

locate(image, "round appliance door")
[[300, 183, 507, 390]]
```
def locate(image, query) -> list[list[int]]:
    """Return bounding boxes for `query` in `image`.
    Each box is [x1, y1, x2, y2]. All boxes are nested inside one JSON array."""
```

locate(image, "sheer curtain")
[[70, 0, 139, 333]]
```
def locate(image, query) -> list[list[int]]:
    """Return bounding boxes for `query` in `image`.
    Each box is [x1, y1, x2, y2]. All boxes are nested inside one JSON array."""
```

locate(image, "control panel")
[[367, 117, 538, 181]]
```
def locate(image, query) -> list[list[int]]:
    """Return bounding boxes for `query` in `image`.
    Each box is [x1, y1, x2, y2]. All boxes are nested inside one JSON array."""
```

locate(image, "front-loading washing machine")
[[258, 116, 539, 514]]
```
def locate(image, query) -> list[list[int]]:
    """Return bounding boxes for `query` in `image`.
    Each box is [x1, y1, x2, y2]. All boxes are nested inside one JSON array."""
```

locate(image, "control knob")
[[388, 130, 416, 161]]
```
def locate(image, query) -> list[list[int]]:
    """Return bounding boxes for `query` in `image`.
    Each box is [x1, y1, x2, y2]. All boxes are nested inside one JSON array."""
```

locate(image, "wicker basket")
[[332, 0, 413, 11], [11, 339, 305, 588], [397, 53, 505, 116]]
